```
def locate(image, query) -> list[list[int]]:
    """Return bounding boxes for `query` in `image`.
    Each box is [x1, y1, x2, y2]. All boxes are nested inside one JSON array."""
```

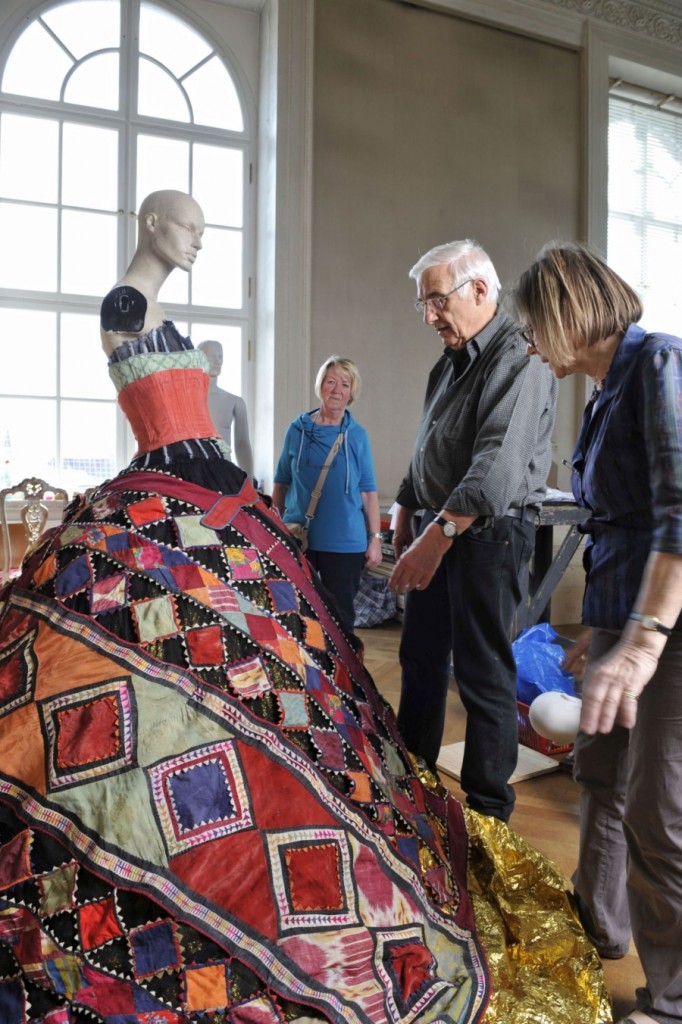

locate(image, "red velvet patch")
[[0, 830, 32, 890], [79, 896, 123, 950], [127, 496, 166, 527], [285, 843, 343, 912], [389, 940, 433, 1002], [56, 695, 120, 768], [186, 625, 224, 666]]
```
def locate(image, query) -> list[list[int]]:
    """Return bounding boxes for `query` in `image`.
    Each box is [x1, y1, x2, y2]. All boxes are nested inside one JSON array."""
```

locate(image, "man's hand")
[[392, 506, 415, 560], [389, 524, 451, 593]]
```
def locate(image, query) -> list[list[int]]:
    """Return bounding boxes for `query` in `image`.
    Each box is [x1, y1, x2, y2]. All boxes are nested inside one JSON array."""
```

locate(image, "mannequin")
[[198, 340, 254, 478]]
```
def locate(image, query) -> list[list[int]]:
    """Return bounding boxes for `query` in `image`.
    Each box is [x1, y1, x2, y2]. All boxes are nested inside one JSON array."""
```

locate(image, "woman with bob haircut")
[[273, 355, 382, 632], [514, 241, 682, 1024]]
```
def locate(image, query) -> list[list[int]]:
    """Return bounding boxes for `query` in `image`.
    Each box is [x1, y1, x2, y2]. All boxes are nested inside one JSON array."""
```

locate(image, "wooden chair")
[[0, 477, 69, 585]]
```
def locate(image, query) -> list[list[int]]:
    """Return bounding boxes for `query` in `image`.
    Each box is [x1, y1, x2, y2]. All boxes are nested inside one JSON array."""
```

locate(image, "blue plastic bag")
[[512, 623, 576, 705]]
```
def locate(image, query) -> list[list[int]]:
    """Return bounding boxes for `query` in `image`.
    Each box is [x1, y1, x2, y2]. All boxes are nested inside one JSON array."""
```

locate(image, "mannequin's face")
[[147, 196, 205, 272], [200, 342, 223, 377]]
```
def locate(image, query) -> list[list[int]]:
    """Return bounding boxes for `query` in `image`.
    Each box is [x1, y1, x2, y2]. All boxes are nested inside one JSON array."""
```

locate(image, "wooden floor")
[[357, 619, 644, 1023]]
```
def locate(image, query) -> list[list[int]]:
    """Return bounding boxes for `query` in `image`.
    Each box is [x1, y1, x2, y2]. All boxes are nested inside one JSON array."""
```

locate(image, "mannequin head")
[[198, 340, 223, 378], [137, 190, 205, 273]]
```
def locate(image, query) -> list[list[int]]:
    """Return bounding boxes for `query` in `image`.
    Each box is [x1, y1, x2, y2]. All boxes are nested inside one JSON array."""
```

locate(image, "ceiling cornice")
[[539, 0, 682, 45]]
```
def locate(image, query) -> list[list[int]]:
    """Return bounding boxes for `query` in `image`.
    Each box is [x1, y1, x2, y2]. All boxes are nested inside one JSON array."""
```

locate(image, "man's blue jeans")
[[397, 513, 535, 821]]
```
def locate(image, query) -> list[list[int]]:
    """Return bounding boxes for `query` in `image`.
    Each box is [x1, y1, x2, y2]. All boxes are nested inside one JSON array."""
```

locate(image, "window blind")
[[608, 91, 682, 330]]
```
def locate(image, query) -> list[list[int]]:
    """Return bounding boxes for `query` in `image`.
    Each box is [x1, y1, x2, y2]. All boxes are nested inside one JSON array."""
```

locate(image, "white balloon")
[[529, 691, 582, 746]]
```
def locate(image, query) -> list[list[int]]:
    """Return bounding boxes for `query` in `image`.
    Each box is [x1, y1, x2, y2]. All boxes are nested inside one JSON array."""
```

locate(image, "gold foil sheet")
[[464, 809, 613, 1023]]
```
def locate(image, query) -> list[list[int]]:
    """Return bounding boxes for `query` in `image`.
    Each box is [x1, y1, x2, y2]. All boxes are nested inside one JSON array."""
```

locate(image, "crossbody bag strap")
[[304, 431, 345, 525]]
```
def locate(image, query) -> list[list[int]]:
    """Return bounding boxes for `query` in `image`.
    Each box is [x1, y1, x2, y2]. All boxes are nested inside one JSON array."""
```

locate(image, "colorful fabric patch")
[[78, 896, 123, 950], [174, 515, 221, 549], [277, 690, 309, 730], [244, 616, 279, 644], [39, 678, 136, 790], [265, 829, 358, 932], [185, 625, 224, 667], [0, 830, 32, 891], [130, 920, 182, 978], [226, 656, 272, 699], [185, 962, 229, 1012], [32, 550, 58, 585], [131, 595, 180, 643], [127, 496, 166, 527], [0, 627, 37, 716], [206, 585, 242, 616], [148, 741, 252, 857], [169, 563, 205, 591], [38, 862, 78, 917], [345, 770, 373, 804], [230, 996, 284, 1023], [266, 580, 298, 614], [224, 548, 263, 580], [374, 929, 437, 1018], [56, 553, 93, 598], [302, 617, 326, 651], [311, 728, 346, 772], [90, 573, 128, 615]]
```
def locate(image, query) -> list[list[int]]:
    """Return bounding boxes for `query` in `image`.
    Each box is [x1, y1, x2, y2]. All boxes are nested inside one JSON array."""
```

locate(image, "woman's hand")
[[365, 536, 383, 568], [579, 637, 659, 735]]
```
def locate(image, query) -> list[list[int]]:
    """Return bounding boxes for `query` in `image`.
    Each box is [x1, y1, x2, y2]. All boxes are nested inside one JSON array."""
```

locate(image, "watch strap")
[[629, 613, 673, 637]]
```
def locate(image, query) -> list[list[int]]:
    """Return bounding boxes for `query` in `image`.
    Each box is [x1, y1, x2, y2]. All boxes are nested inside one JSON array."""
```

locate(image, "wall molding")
[[541, 0, 682, 47]]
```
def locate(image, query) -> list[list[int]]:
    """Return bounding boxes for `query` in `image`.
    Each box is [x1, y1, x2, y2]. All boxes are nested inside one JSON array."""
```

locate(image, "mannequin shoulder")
[[100, 285, 148, 332]]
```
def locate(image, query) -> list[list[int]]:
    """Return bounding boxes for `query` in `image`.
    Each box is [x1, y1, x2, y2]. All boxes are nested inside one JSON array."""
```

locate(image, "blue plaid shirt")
[[572, 323, 682, 633]]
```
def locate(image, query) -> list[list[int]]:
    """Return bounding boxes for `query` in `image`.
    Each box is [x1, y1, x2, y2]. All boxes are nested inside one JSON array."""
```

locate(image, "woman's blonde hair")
[[314, 356, 362, 405], [513, 243, 642, 368]]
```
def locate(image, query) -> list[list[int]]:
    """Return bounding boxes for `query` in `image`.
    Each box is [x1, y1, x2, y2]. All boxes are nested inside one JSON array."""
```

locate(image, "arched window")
[[0, 0, 252, 492]]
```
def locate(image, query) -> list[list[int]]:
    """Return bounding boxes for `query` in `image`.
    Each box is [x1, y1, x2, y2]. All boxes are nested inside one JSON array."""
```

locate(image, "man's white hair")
[[409, 239, 501, 303]]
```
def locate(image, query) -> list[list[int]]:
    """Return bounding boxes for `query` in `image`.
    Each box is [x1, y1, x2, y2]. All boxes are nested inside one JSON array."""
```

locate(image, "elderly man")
[[390, 239, 557, 821]]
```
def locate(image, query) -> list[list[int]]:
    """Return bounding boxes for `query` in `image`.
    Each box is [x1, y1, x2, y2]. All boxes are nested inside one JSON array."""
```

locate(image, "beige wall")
[[309, 0, 583, 502]]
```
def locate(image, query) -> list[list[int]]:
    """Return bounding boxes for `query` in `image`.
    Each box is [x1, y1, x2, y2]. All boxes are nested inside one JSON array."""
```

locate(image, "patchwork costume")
[[0, 320, 608, 1023]]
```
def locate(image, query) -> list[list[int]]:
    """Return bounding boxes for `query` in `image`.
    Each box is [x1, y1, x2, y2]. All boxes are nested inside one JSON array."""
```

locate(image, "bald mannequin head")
[[136, 190, 205, 274], [198, 340, 223, 378]]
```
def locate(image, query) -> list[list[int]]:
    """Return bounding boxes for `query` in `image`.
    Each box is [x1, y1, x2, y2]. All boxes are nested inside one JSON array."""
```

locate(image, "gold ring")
[[622, 689, 639, 701]]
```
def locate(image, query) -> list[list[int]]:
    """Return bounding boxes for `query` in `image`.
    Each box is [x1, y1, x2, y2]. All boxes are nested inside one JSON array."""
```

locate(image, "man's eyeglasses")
[[414, 278, 474, 315]]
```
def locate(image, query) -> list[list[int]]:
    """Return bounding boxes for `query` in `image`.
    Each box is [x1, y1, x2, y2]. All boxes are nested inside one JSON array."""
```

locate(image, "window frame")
[[0, 0, 256, 487]]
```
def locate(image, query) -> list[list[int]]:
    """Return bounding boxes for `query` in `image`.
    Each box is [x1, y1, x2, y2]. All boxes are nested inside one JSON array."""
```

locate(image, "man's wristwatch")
[[368, 532, 382, 540], [433, 515, 458, 539], [629, 613, 673, 637]]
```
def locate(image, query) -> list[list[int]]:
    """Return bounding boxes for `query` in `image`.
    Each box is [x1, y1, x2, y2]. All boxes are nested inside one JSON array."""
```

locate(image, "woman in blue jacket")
[[273, 356, 382, 632]]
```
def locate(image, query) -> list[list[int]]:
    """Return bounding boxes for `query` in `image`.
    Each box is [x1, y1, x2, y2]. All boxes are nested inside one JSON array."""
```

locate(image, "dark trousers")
[[306, 549, 366, 634], [397, 513, 535, 821]]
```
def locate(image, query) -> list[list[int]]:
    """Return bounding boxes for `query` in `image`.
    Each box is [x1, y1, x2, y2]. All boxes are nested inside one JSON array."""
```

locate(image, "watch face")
[[440, 519, 457, 538]]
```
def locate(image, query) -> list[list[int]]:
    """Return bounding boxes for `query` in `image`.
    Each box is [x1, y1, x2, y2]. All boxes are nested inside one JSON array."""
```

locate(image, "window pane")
[[42, 0, 120, 59], [158, 268, 189, 306], [64, 53, 120, 111], [136, 135, 189, 205], [194, 144, 243, 227], [61, 400, 117, 489], [0, 115, 59, 203], [191, 227, 242, 308], [0, 398, 58, 485], [2, 21, 72, 101], [0, 204, 57, 291], [193, 323, 242, 395], [62, 123, 118, 210], [61, 313, 115, 400], [607, 216, 641, 289], [184, 57, 243, 131], [0, 310, 57, 397], [138, 59, 190, 122], [140, 3, 211, 77], [61, 210, 118, 296]]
